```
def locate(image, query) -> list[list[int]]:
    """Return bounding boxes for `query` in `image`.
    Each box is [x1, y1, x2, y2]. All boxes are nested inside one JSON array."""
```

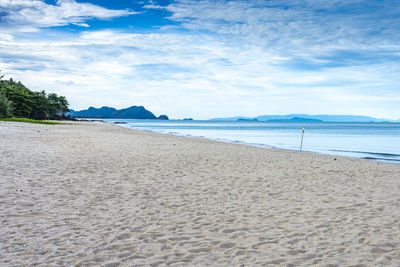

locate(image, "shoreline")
[[107, 120, 400, 165], [1, 121, 399, 266]]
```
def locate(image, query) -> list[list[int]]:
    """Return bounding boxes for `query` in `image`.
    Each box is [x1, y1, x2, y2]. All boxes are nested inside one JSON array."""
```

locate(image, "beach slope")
[[1, 121, 399, 266]]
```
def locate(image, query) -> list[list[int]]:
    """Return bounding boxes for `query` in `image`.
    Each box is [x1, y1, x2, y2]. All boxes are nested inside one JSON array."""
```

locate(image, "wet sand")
[[1, 121, 399, 266]]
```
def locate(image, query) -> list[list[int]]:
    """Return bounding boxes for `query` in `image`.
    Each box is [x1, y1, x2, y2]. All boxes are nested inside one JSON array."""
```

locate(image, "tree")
[[0, 71, 15, 118], [0, 88, 13, 118], [2, 82, 34, 117], [47, 93, 69, 119], [30, 90, 48, 120]]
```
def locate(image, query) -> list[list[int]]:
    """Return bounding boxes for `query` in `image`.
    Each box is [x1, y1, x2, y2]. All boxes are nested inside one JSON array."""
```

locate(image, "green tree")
[[3, 82, 34, 117], [47, 93, 69, 119], [0, 88, 14, 118], [29, 90, 48, 120], [0, 71, 14, 118]]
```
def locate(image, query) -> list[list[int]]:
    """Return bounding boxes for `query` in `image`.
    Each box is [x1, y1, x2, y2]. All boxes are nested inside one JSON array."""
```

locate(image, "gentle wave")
[[330, 149, 400, 158], [362, 157, 400, 163]]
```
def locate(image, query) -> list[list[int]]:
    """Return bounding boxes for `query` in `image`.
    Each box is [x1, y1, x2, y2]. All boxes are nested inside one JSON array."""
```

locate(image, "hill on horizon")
[[68, 106, 168, 120], [210, 114, 395, 122]]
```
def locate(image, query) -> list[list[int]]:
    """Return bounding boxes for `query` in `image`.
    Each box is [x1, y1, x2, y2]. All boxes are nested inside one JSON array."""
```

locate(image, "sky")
[[0, 0, 399, 120]]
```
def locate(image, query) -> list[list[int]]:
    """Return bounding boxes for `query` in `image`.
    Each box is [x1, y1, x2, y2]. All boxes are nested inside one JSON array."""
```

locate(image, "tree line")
[[0, 72, 69, 120]]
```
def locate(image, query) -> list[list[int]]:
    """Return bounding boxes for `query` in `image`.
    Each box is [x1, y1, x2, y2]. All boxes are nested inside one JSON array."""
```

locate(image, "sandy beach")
[[1, 121, 399, 266]]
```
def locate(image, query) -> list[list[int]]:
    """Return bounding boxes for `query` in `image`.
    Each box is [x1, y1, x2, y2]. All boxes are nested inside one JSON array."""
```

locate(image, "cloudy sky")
[[0, 0, 399, 119]]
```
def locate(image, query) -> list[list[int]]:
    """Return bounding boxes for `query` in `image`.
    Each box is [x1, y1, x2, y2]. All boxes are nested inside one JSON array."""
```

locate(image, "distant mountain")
[[211, 114, 391, 122], [237, 118, 259, 121], [212, 116, 254, 121], [68, 106, 168, 120], [267, 117, 322, 122], [157, 114, 169, 120]]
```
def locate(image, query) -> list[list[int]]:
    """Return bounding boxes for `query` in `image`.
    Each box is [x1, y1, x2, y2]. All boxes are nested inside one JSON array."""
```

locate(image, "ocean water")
[[100, 119, 400, 163]]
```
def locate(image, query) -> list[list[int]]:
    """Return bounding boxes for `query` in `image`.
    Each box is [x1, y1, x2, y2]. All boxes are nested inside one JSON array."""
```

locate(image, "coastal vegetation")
[[0, 72, 69, 120], [0, 118, 65, 125], [0, 87, 13, 118]]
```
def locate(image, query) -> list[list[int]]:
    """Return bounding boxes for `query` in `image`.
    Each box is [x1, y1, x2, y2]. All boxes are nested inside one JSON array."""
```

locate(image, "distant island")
[[267, 117, 323, 122], [68, 106, 169, 120], [237, 118, 259, 122], [213, 114, 394, 123]]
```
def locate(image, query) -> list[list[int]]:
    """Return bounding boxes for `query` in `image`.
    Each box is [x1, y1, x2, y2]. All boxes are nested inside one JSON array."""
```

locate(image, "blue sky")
[[0, 0, 399, 119]]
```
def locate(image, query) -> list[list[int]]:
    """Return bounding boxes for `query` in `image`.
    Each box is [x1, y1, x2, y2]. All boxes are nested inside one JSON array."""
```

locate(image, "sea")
[[98, 119, 400, 164]]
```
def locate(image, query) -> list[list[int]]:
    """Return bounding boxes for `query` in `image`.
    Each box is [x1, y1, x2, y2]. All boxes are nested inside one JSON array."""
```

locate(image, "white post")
[[300, 128, 305, 151]]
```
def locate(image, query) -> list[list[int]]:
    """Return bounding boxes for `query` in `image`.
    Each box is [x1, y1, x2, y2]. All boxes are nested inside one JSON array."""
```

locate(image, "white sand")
[[1, 121, 399, 266]]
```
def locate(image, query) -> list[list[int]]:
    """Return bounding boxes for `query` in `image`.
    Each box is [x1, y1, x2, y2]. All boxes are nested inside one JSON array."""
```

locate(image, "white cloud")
[[164, 0, 400, 52], [0, 33, 13, 41], [0, 0, 136, 32], [72, 23, 90, 28], [1, 27, 399, 119]]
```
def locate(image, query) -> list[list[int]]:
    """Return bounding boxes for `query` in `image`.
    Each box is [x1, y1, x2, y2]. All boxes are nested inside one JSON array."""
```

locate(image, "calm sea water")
[[100, 119, 400, 163]]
